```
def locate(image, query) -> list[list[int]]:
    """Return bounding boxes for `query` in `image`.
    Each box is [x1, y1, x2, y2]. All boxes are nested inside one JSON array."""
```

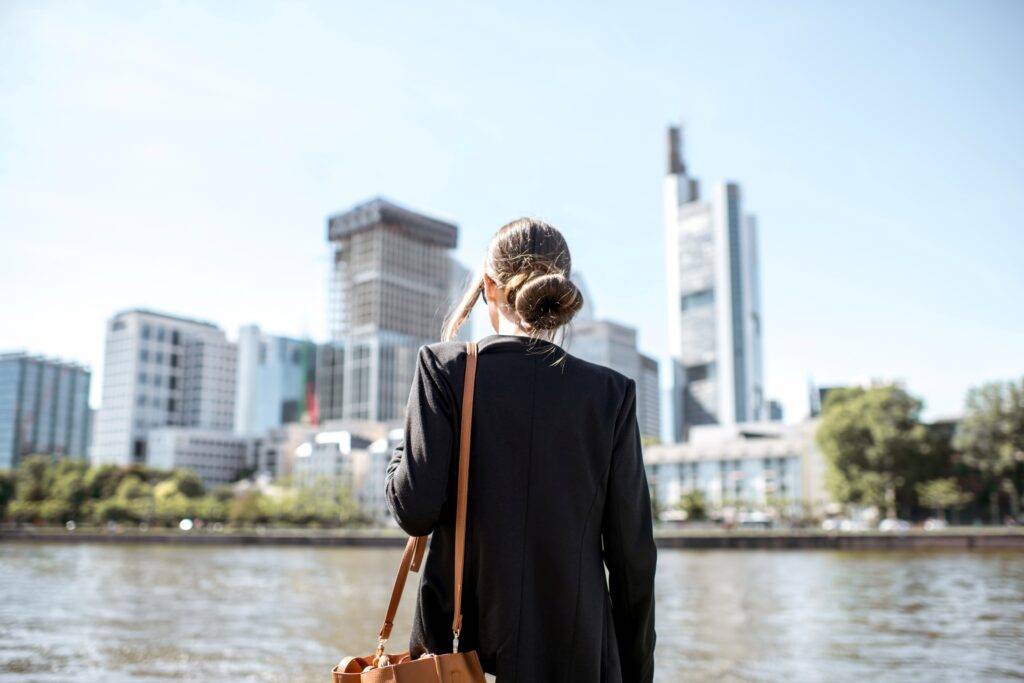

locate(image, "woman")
[[385, 218, 657, 682]]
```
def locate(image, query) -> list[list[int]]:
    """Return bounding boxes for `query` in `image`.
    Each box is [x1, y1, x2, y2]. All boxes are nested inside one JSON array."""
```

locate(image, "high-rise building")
[[664, 125, 765, 441], [319, 197, 464, 422], [91, 309, 236, 466], [566, 320, 661, 441], [234, 325, 317, 436], [0, 352, 92, 468]]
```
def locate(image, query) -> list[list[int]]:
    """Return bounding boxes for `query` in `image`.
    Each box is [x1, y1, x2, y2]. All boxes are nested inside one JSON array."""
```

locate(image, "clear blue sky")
[[1, 1, 1022, 423]]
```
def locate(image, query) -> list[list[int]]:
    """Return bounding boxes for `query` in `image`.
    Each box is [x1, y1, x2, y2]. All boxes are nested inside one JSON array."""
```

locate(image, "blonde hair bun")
[[512, 272, 584, 331]]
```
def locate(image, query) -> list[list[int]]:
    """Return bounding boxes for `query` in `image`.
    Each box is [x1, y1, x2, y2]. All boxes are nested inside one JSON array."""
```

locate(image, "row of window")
[[139, 349, 180, 367], [140, 324, 182, 345], [138, 373, 178, 389]]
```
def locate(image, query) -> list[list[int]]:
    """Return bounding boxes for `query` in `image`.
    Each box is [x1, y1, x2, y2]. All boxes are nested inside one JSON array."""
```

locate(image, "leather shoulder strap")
[[374, 342, 478, 658], [451, 341, 477, 650]]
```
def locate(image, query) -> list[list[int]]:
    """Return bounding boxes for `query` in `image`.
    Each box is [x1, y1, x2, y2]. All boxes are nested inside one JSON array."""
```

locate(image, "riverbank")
[[3, 525, 1023, 550]]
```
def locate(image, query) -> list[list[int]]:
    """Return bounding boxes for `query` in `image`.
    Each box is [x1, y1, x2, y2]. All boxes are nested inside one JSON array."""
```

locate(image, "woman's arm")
[[385, 345, 455, 537], [602, 380, 657, 682]]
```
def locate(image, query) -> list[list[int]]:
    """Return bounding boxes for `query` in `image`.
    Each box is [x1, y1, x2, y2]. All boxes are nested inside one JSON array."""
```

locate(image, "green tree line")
[[0, 457, 367, 528], [816, 377, 1024, 523]]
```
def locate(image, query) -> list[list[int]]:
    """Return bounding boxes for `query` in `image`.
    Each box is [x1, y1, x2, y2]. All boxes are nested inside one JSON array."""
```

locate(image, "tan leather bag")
[[332, 342, 486, 682]]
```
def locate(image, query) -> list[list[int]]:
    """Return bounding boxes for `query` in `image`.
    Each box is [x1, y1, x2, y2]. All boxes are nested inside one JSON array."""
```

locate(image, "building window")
[[170, 354, 178, 368], [687, 363, 711, 382], [171, 330, 181, 345], [681, 289, 714, 311], [141, 324, 151, 340], [156, 327, 166, 342], [140, 349, 149, 362]]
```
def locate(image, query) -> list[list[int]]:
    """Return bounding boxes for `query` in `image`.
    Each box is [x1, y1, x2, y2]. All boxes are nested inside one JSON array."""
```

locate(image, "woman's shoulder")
[[421, 340, 467, 363], [563, 351, 635, 396], [417, 341, 467, 380]]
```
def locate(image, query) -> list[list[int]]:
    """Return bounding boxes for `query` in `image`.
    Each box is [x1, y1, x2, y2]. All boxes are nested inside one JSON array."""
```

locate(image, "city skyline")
[[2, 2, 1022, 423]]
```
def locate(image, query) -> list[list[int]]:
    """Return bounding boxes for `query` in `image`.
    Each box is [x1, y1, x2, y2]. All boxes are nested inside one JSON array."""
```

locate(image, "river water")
[[0, 543, 1022, 681]]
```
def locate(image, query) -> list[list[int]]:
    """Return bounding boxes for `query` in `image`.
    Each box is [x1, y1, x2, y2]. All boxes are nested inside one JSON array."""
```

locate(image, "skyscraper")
[[234, 325, 317, 436], [91, 309, 236, 466], [0, 352, 91, 468], [319, 197, 464, 422], [664, 125, 765, 441]]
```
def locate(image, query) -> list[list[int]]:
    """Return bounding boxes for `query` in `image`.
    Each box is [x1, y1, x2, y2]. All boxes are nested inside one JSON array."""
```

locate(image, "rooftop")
[[111, 308, 222, 330], [327, 196, 458, 248], [0, 351, 91, 371], [644, 420, 820, 462]]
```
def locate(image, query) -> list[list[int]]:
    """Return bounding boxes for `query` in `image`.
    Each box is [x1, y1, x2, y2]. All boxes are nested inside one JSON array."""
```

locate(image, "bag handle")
[[373, 341, 478, 661], [376, 536, 427, 647]]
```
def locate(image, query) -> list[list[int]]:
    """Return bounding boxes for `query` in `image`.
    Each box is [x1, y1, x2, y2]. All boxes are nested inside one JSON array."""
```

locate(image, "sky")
[[1, 0, 1022, 428]]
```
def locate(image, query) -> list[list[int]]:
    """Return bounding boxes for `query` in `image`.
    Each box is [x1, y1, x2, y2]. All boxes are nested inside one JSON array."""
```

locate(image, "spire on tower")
[[667, 125, 686, 175]]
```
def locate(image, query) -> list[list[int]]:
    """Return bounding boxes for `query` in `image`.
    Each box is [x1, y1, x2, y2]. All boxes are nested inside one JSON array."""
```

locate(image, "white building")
[[318, 198, 468, 423], [234, 325, 317, 436], [664, 125, 765, 441], [566, 319, 661, 441], [254, 422, 319, 480], [643, 420, 829, 517], [91, 309, 237, 466], [147, 427, 255, 489], [291, 421, 397, 522]]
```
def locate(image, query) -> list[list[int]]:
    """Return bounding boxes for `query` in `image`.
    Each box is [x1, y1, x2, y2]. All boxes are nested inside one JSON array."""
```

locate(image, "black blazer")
[[385, 334, 656, 682]]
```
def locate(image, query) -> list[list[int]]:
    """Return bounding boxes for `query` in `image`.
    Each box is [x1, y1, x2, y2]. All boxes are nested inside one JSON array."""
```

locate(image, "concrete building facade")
[[0, 352, 91, 468], [291, 421, 398, 522], [147, 427, 255, 489], [664, 125, 765, 441], [643, 420, 829, 517], [91, 309, 236, 466], [319, 197, 462, 423]]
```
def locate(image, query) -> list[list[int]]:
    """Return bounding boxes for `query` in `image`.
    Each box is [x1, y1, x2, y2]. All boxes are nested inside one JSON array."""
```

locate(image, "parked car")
[[923, 518, 948, 531], [878, 518, 912, 532]]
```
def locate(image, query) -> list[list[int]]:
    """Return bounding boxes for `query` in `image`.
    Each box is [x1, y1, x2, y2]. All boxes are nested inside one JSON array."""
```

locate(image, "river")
[[0, 543, 1022, 681]]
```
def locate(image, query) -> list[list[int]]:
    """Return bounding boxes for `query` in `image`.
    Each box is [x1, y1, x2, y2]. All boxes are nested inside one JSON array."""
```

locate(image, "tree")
[[50, 460, 89, 518], [115, 475, 153, 501], [84, 464, 128, 500], [678, 490, 708, 521], [955, 378, 1024, 523], [916, 478, 971, 522], [816, 385, 932, 518], [228, 491, 268, 526], [15, 455, 54, 503], [0, 470, 14, 518], [92, 498, 137, 524], [170, 469, 205, 498]]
